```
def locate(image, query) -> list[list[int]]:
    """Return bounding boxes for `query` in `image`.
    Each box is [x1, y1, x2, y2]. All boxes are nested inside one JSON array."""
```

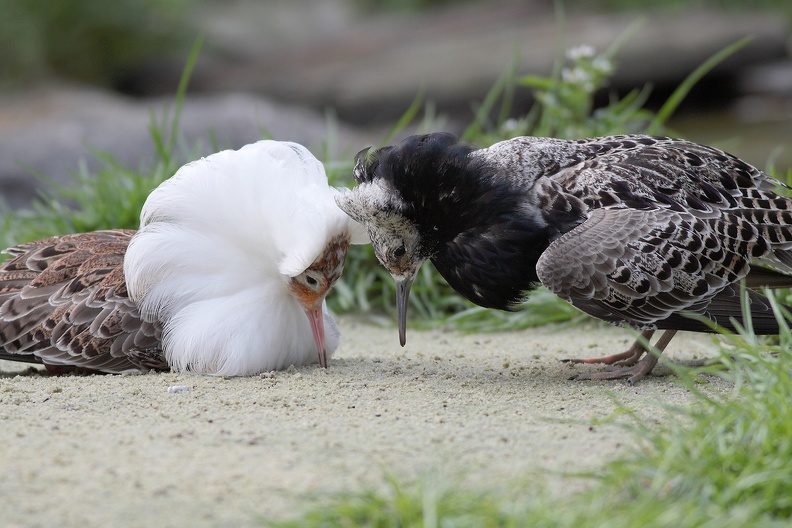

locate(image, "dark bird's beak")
[[395, 275, 415, 347], [304, 307, 328, 368]]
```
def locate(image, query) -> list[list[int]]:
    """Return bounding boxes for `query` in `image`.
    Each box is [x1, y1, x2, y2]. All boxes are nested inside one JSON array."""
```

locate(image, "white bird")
[[0, 140, 368, 375]]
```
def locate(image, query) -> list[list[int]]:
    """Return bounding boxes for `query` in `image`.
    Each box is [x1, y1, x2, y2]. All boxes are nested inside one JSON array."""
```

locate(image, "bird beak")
[[395, 274, 415, 347], [303, 307, 327, 368]]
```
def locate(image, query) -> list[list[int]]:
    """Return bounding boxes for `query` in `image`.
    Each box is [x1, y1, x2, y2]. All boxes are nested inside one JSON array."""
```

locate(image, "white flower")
[[501, 118, 519, 132], [566, 44, 596, 61], [562, 66, 591, 85], [592, 56, 613, 74]]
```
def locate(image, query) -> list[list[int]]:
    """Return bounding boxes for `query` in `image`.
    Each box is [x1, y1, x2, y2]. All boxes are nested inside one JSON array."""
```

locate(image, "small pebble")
[[167, 385, 190, 394]]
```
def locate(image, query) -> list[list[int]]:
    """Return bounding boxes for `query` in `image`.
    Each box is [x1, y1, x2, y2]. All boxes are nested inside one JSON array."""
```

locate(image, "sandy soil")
[[0, 318, 730, 527]]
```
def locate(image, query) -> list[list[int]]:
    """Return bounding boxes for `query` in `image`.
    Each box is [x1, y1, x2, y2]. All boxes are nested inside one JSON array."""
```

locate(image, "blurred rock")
[[191, 1, 790, 124], [1, 1, 790, 210], [0, 86, 367, 209], [738, 61, 792, 97]]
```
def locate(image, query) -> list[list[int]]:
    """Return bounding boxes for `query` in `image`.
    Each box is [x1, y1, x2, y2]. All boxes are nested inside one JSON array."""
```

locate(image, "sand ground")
[[0, 318, 730, 527]]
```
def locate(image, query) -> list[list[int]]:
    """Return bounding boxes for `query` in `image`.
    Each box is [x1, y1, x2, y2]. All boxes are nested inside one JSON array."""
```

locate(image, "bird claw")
[[567, 353, 660, 385], [564, 329, 676, 384]]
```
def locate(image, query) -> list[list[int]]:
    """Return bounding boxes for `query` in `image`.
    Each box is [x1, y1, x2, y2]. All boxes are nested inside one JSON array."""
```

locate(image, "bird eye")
[[306, 275, 318, 286], [394, 246, 406, 258]]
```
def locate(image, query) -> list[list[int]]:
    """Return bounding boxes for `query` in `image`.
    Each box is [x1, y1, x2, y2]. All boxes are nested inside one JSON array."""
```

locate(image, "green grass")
[[271, 291, 792, 527]]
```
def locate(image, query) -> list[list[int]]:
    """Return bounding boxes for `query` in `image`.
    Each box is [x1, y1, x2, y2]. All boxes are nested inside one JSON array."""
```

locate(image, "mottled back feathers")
[[0, 230, 164, 373]]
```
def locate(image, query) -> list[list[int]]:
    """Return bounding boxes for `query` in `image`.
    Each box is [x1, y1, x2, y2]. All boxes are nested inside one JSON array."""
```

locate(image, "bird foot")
[[561, 329, 653, 367], [565, 330, 679, 385], [568, 348, 662, 385]]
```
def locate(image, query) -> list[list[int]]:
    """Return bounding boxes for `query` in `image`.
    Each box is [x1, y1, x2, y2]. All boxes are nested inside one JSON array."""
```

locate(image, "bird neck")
[[424, 168, 555, 311], [383, 153, 540, 311]]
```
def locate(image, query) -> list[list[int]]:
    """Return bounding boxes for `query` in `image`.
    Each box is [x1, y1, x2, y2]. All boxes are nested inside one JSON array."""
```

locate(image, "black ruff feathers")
[[358, 133, 558, 310]]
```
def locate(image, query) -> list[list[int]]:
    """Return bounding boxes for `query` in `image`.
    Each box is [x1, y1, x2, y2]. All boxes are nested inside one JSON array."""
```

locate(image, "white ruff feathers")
[[124, 140, 363, 375]]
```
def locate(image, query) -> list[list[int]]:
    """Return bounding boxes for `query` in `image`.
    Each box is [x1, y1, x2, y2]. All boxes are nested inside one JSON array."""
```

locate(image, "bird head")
[[345, 199, 424, 348], [286, 233, 350, 368], [336, 133, 478, 346]]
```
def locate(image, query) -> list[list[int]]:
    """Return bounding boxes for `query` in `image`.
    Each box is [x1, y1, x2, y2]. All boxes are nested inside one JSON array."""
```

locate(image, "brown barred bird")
[[335, 133, 792, 383]]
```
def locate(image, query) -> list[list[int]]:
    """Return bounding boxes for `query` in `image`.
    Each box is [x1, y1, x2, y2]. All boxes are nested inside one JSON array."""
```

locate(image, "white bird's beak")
[[303, 307, 327, 368]]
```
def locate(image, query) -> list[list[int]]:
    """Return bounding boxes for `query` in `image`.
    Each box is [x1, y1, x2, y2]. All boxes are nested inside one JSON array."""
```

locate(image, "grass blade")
[[648, 37, 751, 133]]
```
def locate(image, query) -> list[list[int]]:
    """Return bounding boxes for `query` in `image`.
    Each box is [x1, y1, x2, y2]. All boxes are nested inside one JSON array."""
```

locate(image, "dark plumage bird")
[[335, 132, 792, 383]]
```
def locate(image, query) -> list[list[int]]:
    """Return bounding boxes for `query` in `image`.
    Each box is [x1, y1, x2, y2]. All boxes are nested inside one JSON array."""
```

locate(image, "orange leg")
[[568, 330, 678, 385], [562, 330, 654, 366]]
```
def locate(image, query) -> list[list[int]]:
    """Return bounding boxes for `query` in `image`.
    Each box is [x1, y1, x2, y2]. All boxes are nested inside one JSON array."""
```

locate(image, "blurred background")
[[0, 0, 790, 210]]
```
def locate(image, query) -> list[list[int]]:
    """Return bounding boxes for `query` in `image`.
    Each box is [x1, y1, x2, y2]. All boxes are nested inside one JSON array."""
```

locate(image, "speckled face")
[[366, 218, 423, 280], [335, 183, 425, 280], [288, 233, 351, 309]]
